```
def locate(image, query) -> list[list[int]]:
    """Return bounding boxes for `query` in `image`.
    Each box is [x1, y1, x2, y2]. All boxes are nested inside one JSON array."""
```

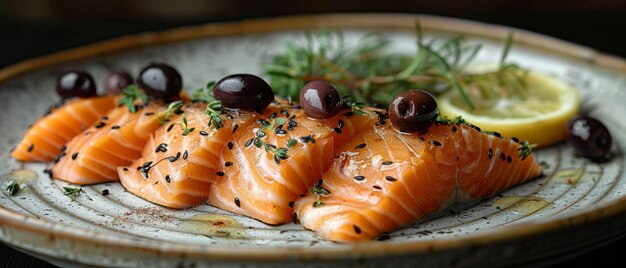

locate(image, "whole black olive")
[[137, 63, 182, 99], [56, 71, 97, 99], [213, 74, 274, 110], [566, 116, 612, 161], [300, 80, 342, 119], [388, 90, 438, 132], [104, 70, 133, 95]]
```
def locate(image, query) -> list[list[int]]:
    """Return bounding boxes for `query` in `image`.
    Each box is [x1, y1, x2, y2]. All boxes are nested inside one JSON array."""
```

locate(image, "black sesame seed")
[[144, 112, 155, 116], [353, 225, 362, 234], [245, 138, 254, 147], [165, 175, 171, 183], [155, 143, 168, 153], [199, 130, 209, 136], [276, 129, 287, 135], [355, 143, 366, 150], [84, 131, 92, 136], [292, 212, 298, 224], [432, 141, 442, 146], [102, 189, 110, 196], [232, 124, 239, 133], [500, 152, 506, 161], [183, 150, 188, 160], [338, 119, 344, 129], [122, 167, 129, 171], [101, 116, 109, 120], [385, 176, 397, 182], [333, 127, 343, 134], [95, 122, 106, 128], [382, 161, 393, 165], [71, 152, 78, 160], [354, 175, 365, 181], [470, 124, 481, 132], [451, 126, 457, 132], [373, 185, 382, 190], [27, 144, 34, 152], [375, 121, 386, 126], [288, 201, 295, 208], [60, 145, 67, 152], [511, 137, 520, 143], [167, 124, 175, 132], [143, 161, 153, 168], [54, 152, 66, 163], [216, 171, 225, 177], [228, 141, 234, 150], [226, 114, 234, 120], [111, 125, 120, 129], [507, 156, 512, 163], [234, 197, 241, 207], [168, 152, 181, 162], [225, 161, 233, 167], [488, 148, 493, 159], [492, 132, 502, 138], [43, 168, 53, 179], [269, 112, 277, 119], [280, 109, 288, 115]]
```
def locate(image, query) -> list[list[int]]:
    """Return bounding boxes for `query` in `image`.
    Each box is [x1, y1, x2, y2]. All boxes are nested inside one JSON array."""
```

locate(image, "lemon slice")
[[438, 71, 580, 147]]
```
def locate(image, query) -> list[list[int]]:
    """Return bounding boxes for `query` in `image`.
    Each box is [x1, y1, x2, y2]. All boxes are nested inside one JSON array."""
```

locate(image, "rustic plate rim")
[[1, 13, 625, 262]]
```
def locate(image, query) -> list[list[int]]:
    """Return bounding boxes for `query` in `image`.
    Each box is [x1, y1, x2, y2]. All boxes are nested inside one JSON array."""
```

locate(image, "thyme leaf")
[[63, 187, 82, 199], [119, 84, 148, 113], [5, 181, 20, 196]]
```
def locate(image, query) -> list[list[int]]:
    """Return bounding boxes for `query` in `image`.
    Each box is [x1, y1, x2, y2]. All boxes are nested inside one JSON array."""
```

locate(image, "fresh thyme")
[[63, 187, 82, 199], [252, 117, 290, 164], [158, 101, 184, 125], [265, 23, 527, 110], [5, 181, 20, 196], [310, 180, 330, 208], [191, 81, 224, 130], [180, 116, 195, 136], [119, 84, 149, 113], [517, 141, 534, 160], [286, 138, 298, 148]]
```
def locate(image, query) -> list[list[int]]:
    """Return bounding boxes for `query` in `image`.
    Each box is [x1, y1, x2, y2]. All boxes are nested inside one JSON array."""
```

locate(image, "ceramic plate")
[[1, 14, 625, 268]]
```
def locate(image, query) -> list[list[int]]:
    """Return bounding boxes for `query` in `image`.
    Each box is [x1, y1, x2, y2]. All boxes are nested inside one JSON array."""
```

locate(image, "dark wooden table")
[[1, 3, 625, 267]]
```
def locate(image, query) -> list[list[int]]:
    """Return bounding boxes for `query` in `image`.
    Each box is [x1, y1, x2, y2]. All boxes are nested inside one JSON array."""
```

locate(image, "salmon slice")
[[117, 103, 256, 208], [52, 103, 173, 185], [208, 104, 377, 224], [11, 96, 117, 162], [294, 122, 543, 242]]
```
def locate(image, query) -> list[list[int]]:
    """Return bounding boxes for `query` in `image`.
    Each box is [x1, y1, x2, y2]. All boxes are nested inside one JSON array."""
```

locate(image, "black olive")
[[104, 70, 133, 95], [137, 63, 182, 99], [299, 80, 342, 119], [56, 71, 97, 99], [213, 74, 274, 110], [566, 116, 612, 161], [388, 90, 438, 132]]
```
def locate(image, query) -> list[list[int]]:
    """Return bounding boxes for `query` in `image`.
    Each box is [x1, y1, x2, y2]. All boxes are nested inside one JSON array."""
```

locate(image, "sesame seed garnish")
[[507, 156, 512, 163], [167, 124, 175, 132], [288, 201, 295, 208], [228, 141, 234, 150], [84, 131, 92, 136], [102, 189, 109, 195], [451, 126, 457, 132], [500, 152, 506, 161], [183, 150, 188, 160], [292, 212, 298, 224], [511, 137, 520, 143], [300, 135, 315, 144], [488, 148, 493, 159], [43, 168, 53, 179], [71, 152, 78, 160], [27, 144, 34, 152], [355, 143, 366, 150], [111, 125, 120, 129], [199, 130, 209, 136], [382, 161, 393, 165], [216, 171, 225, 177], [375, 121, 386, 126], [144, 112, 155, 116], [354, 175, 365, 181], [226, 114, 234, 120], [155, 143, 168, 153], [353, 225, 362, 234], [338, 119, 344, 129], [276, 129, 287, 135], [232, 124, 239, 133], [333, 127, 343, 134], [122, 167, 128, 171], [94, 122, 106, 128], [168, 152, 181, 162], [373, 185, 382, 190], [165, 175, 171, 183], [225, 161, 233, 167], [385, 176, 397, 182], [269, 112, 277, 119], [54, 152, 66, 163], [492, 132, 502, 138], [234, 197, 241, 207], [432, 141, 442, 146], [60, 145, 67, 152], [245, 138, 254, 147]]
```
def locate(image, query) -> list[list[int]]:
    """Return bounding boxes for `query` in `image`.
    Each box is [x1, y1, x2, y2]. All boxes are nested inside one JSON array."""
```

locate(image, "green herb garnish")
[[180, 116, 195, 136], [517, 141, 534, 160], [5, 181, 20, 196], [286, 138, 298, 148], [158, 101, 184, 125], [119, 84, 149, 113], [205, 100, 224, 130], [63, 187, 82, 199]]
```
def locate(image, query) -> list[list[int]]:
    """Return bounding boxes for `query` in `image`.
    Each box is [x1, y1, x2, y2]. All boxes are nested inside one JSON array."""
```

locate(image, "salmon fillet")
[[11, 96, 117, 162], [294, 122, 543, 242]]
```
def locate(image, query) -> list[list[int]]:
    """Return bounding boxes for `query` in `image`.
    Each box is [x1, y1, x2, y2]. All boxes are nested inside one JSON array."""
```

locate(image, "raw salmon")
[[52, 102, 174, 184], [11, 96, 117, 162], [207, 104, 377, 224], [294, 122, 543, 242], [117, 103, 253, 208]]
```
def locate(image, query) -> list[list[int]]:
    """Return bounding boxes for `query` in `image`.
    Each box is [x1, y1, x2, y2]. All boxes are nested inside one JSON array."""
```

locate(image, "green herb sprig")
[[310, 181, 330, 208], [63, 187, 82, 199], [5, 181, 20, 196], [119, 85, 149, 113], [180, 116, 195, 136], [191, 81, 224, 130], [158, 101, 184, 125], [252, 117, 290, 164]]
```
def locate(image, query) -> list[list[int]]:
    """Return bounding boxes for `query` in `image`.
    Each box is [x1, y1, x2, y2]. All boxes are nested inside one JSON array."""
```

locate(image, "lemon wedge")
[[438, 71, 580, 147]]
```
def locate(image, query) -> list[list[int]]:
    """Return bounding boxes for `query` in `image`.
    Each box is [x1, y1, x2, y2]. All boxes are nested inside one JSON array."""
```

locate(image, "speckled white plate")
[[1, 14, 626, 268]]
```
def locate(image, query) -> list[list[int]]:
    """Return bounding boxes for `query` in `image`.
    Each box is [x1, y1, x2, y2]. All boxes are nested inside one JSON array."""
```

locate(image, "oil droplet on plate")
[[182, 214, 247, 238], [493, 196, 551, 215]]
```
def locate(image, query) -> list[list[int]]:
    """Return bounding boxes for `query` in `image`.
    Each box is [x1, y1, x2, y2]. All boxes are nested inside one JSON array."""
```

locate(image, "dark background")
[[1, 0, 625, 267]]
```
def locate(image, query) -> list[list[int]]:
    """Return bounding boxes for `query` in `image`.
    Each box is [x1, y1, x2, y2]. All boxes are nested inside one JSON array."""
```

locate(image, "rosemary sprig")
[[63, 187, 82, 199], [5, 181, 20, 196], [265, 24, 528, 110], [119, 84, 149, 113]]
